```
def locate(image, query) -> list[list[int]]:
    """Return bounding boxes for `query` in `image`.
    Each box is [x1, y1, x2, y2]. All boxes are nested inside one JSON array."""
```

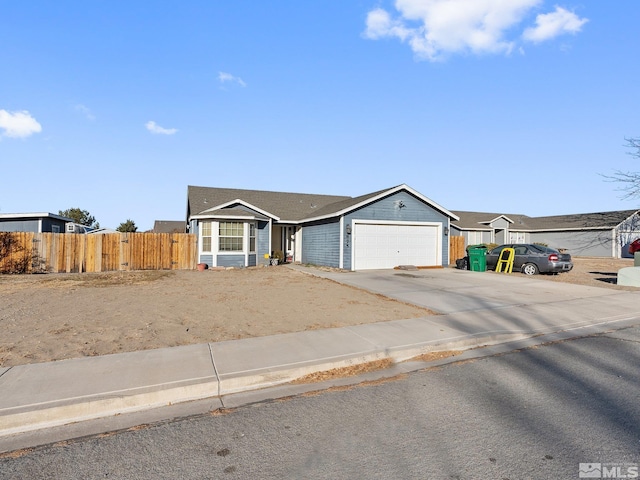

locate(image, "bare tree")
[[604, 137, 640, 200]]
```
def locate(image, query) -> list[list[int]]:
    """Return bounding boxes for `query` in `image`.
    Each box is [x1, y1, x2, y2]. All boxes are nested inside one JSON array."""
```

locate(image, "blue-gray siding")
[[453, 229, 493, 247], [199, 254, 214, 267], [529, 231, 613, 257], [217, 254, 246, 268], [0, 218, 67, 233], [301, 221, 341, 267], [343, 191, 450, 270], [257, 221, 270, 266], [0, 220, 40, 232]]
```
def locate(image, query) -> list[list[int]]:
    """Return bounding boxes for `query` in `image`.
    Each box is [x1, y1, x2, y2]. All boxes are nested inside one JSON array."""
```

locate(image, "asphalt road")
[[2, 325, 640, 480]]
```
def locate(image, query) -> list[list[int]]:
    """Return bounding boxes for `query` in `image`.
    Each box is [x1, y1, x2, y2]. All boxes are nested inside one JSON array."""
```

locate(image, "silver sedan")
[[486, 244, 573, 275]]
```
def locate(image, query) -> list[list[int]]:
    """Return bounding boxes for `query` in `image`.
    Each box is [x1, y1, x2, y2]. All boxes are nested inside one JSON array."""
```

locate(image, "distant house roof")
[[0, 212, 73, 222], [523, 210, 640, 231], [87, 227, 117, 234], [187, 184, 458, 224], [452, 209, 640, 232], [153, 220, 186, 233]]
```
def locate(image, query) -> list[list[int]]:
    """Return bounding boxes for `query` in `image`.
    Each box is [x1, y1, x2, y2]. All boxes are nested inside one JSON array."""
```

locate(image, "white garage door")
[[353, 223, 440, 270]]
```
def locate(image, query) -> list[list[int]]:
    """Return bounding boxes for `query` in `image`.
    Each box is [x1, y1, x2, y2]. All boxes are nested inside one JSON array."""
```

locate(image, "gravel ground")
[[515, 256, 637, 290]]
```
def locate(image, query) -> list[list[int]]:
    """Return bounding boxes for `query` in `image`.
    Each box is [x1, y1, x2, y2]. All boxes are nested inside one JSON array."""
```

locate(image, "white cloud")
[[523, 6, 588, 43], [364, 0, 587, 61], [0, 109, 42, 138], [218, 71, 247, 87], [145, 121, 178, 135], [75, 104, 96, 121]]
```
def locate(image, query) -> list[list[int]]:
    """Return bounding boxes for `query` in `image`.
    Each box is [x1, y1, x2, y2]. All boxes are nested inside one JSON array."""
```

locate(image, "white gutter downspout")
[[339, 217, 344, 269], [269, 219, 273, 264]]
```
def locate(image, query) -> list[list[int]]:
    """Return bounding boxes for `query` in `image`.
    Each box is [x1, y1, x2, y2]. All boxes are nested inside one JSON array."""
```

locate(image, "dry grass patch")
[[409, 350, 463, 363], [291, 358, 394, 384]]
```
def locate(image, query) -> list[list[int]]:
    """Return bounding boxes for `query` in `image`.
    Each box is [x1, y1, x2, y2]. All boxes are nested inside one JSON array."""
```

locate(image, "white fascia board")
[[0, 212, 73, 222], [529, 226, 613, 233], [454, 225, 613, 233], [199, 199, 280, 221], [453, 227, 493, 232], [190, 213, 262, 221], [275, 219, 302, 225], [479, 215, 515, 225], [616, 211, 640, 230], [301, 184, 460, 223]]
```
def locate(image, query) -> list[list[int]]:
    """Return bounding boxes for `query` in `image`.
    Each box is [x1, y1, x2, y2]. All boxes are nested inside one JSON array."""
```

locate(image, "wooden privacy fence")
[[449, 235, 465, 264], [0, 232, 197, 274]]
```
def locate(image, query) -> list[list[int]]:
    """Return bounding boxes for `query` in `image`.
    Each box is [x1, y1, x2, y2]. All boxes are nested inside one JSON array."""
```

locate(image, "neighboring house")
[[87, 227, 117, 234], [153, 220, 186, 233], [451, 209, 640, 258], [0, 213, 74, 233], [186, 184, 459, 270]]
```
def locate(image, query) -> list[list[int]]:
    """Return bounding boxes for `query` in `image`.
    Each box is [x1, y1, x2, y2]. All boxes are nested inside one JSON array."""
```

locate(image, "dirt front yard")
[[0, 258, 636, 368], [0, 266, 433, 367]]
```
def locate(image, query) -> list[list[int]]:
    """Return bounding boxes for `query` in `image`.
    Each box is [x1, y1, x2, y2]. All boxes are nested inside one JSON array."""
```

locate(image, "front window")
[[219, 221, 244, 251], [201, 221, 212, 252], [249, 223, 256, 252]]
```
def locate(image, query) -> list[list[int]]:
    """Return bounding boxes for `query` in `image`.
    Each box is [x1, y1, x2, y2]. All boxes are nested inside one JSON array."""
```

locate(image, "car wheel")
[[522, 263, 539, 275]]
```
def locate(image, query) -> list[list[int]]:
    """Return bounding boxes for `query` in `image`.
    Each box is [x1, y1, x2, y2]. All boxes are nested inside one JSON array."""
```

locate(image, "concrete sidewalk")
[[1, 266, 639, 453]]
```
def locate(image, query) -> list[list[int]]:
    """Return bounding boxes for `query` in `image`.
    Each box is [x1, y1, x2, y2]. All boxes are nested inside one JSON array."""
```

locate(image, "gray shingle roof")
[[187, 186, 351, 222], [199, 207, 269, 220], [452, 209, 639, 231], [153, 220, 186, 233], [304, 187, 393, 219], [524, 210, 640, 230], [187, 184, 458, 224], [451, 211, 532, 230], [187, 186, 410, 222]]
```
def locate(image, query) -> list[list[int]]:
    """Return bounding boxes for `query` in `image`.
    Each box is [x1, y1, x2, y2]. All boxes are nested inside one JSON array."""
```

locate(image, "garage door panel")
[[353, 223, 439, 270]]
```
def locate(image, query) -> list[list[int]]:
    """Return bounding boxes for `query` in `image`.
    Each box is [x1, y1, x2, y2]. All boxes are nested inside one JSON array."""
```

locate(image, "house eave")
[[479, 215, 515, 225], [190, 213, 268, 222], [199, 199, 280, 221], [0, 212, 73, 222], [301, 184, 460, 224]]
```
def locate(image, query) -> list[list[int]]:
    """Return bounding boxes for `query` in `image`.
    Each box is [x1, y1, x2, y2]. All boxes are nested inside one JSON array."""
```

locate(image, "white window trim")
[[200, 220, 214, 255], [217, 221, 245, 254], [199, 220, 258, 267]]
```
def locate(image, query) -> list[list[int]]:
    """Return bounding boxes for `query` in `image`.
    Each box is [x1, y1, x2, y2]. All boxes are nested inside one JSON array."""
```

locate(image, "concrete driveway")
[[291, 266, 640, 340]]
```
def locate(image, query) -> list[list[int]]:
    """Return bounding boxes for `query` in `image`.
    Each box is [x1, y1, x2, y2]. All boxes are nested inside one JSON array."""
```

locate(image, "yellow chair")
[[496, 248, 515, 273]]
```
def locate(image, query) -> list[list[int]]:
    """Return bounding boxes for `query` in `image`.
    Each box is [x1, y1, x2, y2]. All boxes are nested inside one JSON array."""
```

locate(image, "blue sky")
[[1, 1, 638, 230]]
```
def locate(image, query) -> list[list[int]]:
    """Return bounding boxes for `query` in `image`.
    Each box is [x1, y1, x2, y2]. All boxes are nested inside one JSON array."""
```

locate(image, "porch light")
[[346, 224, 352, 235], [444, 226, 449, 236]]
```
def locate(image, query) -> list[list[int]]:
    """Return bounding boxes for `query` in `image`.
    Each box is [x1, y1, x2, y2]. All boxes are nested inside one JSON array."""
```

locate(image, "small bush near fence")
[[0, 232, 197, 274], [0, 232, 33, 274]]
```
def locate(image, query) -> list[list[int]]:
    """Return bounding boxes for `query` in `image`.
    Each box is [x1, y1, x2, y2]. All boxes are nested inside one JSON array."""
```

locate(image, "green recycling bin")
[[467, 245, 488, 272]]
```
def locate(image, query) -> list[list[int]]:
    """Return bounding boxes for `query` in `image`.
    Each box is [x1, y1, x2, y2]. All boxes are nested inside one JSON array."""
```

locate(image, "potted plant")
[[271, 250, 284, 266]]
